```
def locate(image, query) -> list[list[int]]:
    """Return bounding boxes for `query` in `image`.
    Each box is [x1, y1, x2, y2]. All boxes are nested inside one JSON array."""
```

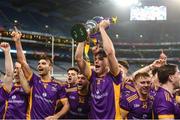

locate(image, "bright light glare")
[[113, 0, 139, 7], [0, 49, 26, 53]]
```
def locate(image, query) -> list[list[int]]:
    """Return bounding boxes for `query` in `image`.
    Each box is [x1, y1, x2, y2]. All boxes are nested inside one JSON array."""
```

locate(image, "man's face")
[[37, 59, 52, 76], [94, 54, 108, 75], [135, 76, 152, 96], [77, 74, 89, 90], [172, 68, 180, 89], [13, 67, 19, 81], [67, 70, 78, 84]]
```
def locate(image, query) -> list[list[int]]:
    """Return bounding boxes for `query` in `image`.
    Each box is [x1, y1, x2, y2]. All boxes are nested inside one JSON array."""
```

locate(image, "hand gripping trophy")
[[71, 16, 117, 42], [71, 16, 117, 64]]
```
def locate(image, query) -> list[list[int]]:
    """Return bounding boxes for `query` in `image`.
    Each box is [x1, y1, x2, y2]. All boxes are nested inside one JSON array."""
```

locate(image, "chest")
[[33, 81, 59, 100]]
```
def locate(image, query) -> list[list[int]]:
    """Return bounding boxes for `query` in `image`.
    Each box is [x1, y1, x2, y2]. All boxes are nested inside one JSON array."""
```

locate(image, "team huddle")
[[0, 19, 180, 119]]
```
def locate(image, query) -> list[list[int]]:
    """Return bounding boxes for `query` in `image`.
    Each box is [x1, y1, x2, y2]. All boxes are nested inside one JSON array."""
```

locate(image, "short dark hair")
[[94, 48, 107, 58], [157, 64, 177, 84], [118, 60, 129, 70], [39, 56, 53, 66], [134, 72, 150, 81], [152, 68, 158, 76], [67, 67, 79, 73]]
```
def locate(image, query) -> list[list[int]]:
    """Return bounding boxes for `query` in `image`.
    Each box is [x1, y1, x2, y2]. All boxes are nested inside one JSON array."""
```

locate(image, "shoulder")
[[52, 79, 67, 86], [123, 82, 136, 92], [155, 88, 173, 102]]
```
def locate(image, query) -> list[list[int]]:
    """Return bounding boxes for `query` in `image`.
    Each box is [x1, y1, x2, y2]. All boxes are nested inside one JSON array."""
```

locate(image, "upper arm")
[[3, 75, 13, 92], [21, 61, 33, 81], [76, 59, 92, 80], [155, 97, 174, 119], [108, 54, 120, 76]]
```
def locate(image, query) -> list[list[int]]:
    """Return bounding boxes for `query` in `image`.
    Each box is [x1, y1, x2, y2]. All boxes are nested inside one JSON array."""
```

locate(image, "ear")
[[168, 75, 174, 82], [49, 65, 53, 71]]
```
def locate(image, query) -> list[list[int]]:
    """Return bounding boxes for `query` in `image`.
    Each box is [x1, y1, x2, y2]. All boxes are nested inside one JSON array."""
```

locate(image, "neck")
[[78, 87, 88, 95], [161, 82, 174, 95], [97, 68, 109, 77], [41, 74, 51, 82]]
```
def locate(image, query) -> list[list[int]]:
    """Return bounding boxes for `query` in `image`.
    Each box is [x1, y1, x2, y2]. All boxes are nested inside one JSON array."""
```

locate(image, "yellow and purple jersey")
[[0, 85, 9, 119], [153, 87, 180, 119], [26, 73, 67, 119], [66, 89, 90, 119], [4, 83, 29, 119], [89, 70, 122, 119], [120, 89, 154, 119]]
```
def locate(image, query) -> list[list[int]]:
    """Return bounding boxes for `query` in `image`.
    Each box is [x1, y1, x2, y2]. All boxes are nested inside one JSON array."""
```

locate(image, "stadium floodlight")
[[112, 0, 139, 7]]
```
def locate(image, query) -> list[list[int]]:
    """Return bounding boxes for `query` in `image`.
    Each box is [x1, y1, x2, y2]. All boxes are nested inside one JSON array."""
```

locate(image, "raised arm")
[[75, 42, 91, 79], [11, 27, 32, 80], [99, 20, 120, 76], [0, 42, 13, 92]]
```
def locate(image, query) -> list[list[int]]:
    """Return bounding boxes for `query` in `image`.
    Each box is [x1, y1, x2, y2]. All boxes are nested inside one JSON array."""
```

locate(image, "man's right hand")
[[0, 42, 11, 53], [11, 26, 22, 42]]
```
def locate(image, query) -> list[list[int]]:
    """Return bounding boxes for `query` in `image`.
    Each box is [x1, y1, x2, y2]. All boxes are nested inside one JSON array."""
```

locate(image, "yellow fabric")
[[176, 96, 180, 103], [3, 100, 8, 119], [92, 38, 97, 45], [113, 83, 122, 119], [158, 114, 174, 119], [2, 85, 10, 93], [26, 87, 33, 120]]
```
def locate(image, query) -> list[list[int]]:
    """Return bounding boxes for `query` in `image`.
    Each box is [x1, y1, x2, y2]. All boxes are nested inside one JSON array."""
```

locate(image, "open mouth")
[[68, 77, 72, 82], [95, 65, 100, 69], [38, 68, 43, 72], [77, 83, 83, 86]]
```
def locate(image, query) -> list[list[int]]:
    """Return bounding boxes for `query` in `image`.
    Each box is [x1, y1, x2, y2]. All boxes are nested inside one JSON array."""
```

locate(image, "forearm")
[[75, 42, 85, 61], [133, 63, 154, 77], [15, 40, 27, 64], [99, 27, 115, 55], [19, 75, 30, 94], [55, 101, 69, 118], [4, 51, 13, 77]]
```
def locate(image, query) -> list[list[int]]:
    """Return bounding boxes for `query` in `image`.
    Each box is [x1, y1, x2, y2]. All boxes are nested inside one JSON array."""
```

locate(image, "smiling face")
[[37, 59, 52, 77], [134, 73, 152, 97]]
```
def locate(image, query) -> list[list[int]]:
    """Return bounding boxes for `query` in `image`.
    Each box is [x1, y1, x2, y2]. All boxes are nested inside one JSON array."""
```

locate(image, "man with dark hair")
[[4, 62, 30, 119], [11, 28, 69, 119], [120, 72, 154, 119], [153, 64, 180, 119], [66, 73, 90, 119], [75, 19, 122, 119], [66, 67, 79, 89]]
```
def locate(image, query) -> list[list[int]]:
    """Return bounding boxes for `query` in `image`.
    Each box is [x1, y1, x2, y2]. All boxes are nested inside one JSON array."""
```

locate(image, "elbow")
[[104, 47, 115, 56], [105, 49, 115, 56], [66, 101, 70, 111], [75, 54, 83, 62]]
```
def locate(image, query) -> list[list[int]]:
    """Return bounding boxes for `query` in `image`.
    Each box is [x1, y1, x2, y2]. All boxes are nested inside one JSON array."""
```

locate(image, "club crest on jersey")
[[77, 107, 82, 112], [42, 92, 47, 97], [12, 95, 16, 99]]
